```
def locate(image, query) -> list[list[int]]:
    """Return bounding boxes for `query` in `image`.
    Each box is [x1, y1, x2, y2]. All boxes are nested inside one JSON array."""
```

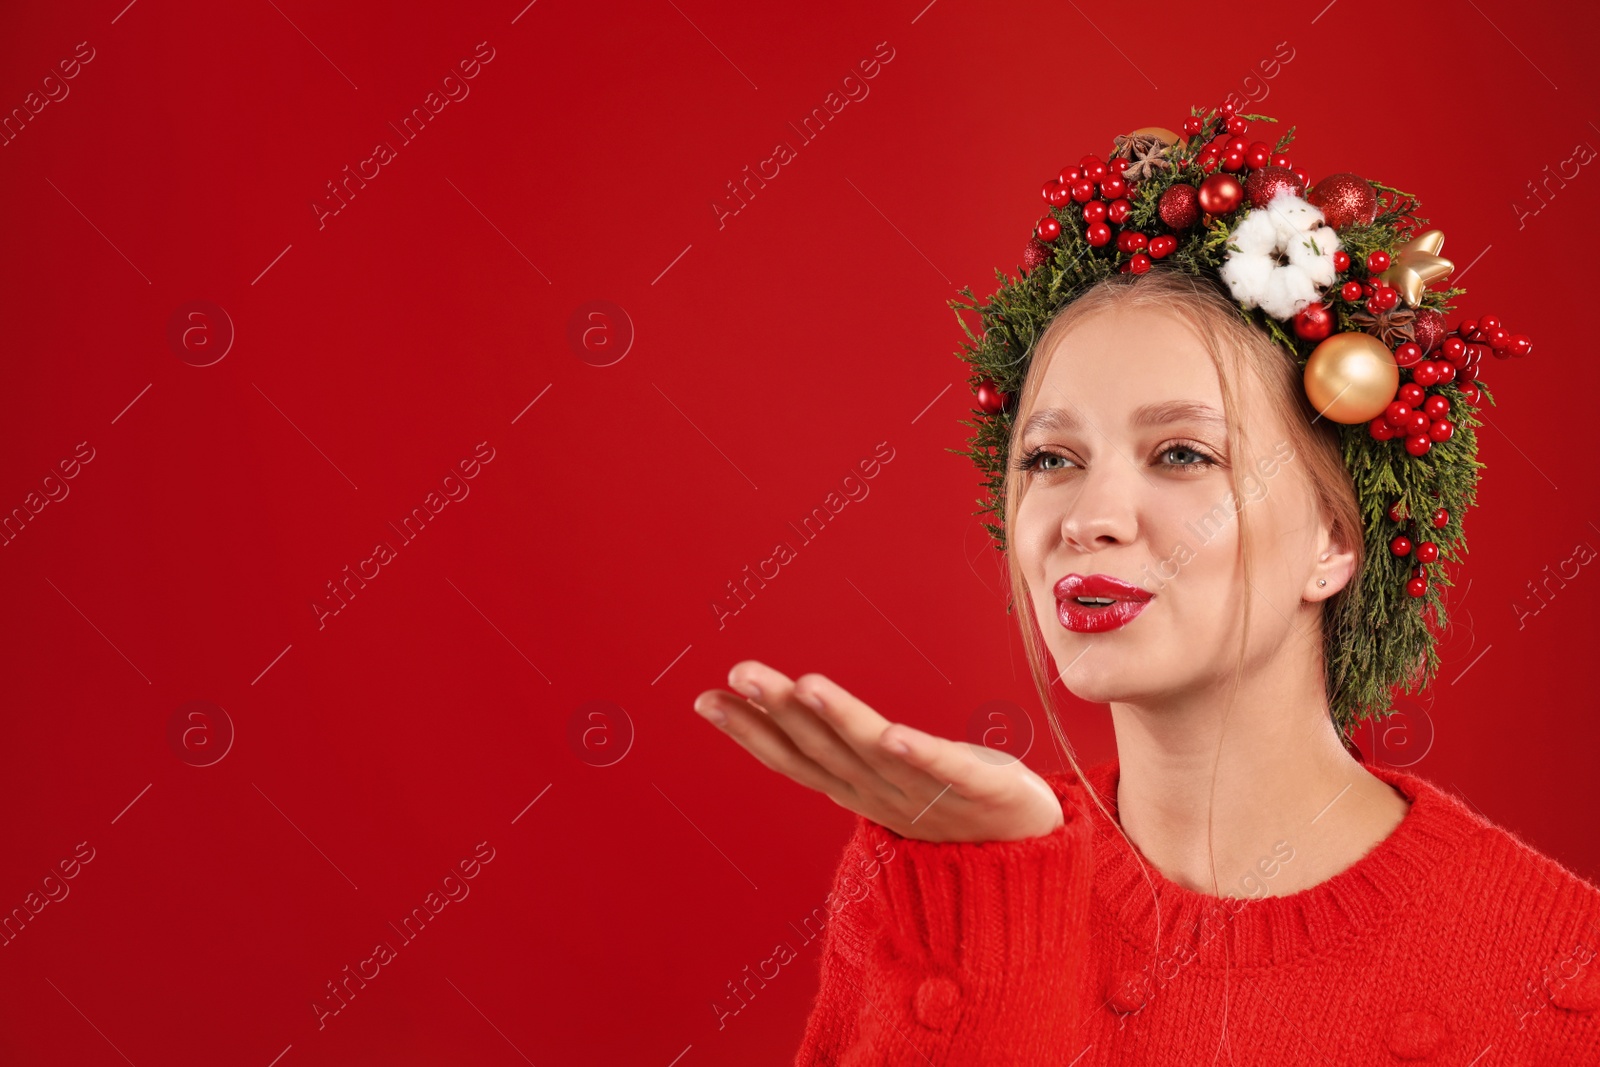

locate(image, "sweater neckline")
[[1073, 755, 1488, 971]]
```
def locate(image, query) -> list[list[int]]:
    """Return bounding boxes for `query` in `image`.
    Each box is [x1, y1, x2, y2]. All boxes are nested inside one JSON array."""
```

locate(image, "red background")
[[2, 0, 1597, 1063]]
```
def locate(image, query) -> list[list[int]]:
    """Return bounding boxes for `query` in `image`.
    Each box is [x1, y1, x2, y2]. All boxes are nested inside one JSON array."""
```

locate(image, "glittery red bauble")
[[1022, 239, 1051, 273], [1159, 184, 1200, 230], [1307, 173, 1378, 230], [1197, 173, 1244, 216], [1244, 165, 1304, 208], [1412, 308, 1446, 353]]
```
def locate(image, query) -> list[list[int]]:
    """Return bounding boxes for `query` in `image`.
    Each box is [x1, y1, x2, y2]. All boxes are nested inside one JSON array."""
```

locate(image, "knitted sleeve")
[[791, 771, 1093, 1067]]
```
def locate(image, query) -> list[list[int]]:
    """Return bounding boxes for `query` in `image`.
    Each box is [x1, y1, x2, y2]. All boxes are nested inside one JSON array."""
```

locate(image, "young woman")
[[692, 115, 1600, 1063]]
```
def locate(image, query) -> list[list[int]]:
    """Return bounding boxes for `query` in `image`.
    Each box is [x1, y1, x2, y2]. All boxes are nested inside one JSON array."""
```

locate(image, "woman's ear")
[[1307, 524, 1358, 602]]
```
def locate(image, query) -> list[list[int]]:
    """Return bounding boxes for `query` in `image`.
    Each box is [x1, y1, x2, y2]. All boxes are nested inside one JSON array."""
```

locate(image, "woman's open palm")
[[692, 659, 1064, 843]]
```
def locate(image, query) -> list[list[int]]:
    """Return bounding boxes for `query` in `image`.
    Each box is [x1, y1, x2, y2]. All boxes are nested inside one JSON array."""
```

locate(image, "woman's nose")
[[1057, 459, 1142, 552]]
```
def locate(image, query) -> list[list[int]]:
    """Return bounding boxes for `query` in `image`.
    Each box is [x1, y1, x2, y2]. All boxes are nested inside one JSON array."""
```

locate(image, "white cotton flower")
[[1217, 190, 1343, 320]]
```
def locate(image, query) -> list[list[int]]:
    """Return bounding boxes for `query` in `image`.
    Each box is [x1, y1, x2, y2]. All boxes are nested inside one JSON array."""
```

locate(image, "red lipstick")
[[1053, 573, 1153, 633]]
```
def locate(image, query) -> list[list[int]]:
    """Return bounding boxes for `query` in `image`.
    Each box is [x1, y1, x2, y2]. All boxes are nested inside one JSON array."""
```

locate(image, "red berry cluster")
[[1386, 499, 1451, 598], [1036, 152, 1167, 273], [1291, 250, 1407, 341], [1366, 312, 1532, 456], [1184, 103, 1309, 188]]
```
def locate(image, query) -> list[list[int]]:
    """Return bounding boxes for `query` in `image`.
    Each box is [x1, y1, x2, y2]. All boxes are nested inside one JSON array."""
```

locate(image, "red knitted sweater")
[[792, 757, 1600, 1065]]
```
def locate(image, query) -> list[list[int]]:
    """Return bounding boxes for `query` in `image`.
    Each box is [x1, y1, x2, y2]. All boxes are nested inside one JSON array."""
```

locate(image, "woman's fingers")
[[693, 690, 860, 804], [789, 671, 945, 800], [724, 661, 905, 799]]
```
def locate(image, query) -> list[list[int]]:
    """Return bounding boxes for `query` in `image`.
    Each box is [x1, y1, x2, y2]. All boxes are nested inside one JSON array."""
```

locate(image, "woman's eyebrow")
[[1020, 400, 1225, 440]]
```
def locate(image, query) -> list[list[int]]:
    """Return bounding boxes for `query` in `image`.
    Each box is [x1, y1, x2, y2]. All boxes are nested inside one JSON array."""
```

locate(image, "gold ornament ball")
[[1130, 125, 1183, 145], [1303, 332, 1398, 424]]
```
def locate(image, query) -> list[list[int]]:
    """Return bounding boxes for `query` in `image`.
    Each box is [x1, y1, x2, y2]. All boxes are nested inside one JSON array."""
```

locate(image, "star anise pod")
[[1113, 131, 1177, 183], [1349, 306, 1417, 349]]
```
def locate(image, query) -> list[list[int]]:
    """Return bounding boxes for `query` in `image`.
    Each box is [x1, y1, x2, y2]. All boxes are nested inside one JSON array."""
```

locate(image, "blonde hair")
[[1005, 266, 1365, 903]]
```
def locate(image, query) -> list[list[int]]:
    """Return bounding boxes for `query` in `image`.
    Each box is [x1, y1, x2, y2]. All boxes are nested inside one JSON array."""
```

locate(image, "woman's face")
[[1012, 301, 1332, 706]]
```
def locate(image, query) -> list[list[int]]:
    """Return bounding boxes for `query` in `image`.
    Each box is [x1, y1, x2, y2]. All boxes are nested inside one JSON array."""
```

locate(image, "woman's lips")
[[1053, 573, 1153, 633]]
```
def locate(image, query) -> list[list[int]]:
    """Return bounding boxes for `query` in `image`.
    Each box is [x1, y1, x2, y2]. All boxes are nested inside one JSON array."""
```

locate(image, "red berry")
[[1042, 180, 1061, 203], [1222, 149, 1245, 171], [1369, 417, 1396, 441], [1416, 542, 1440, 563], [1116, 230, 1149, 253], [1373, 285, 1399, 311], [1219, 101, 1237, 117], [1341, 281, 1364, 302], [1227, 115, 1248, 135], [1390, 536, 1413, 556], [1394, 342, 1423, 368], [1148, 235, 1178, 258], [1037, 216, 1061, 242], [1405, 434, 1432, 457], [1429, 419, 1454, 442], [1183, 117, 1203, 136], [1398, 383, 1424, 407], [1270, 154, 1292, 169], [1442, 337, 1467, 364], [1128, 252, 1152, 274], [1071, 179, 1095, 202], [1060, 167, 1082, 184], [1412, 362, 1441, 387], [1458, 317, 1478, 339], [1478, 314, 1501, 333], [1333, 250, 1351, 272], [1423, 395, 1449, 420], [1405, 410, 1430, 436], [1509, 333, 1532, 357], [1458, 381, 1481, 405], [1407, 576, 1428, 598], [1387, 500, 1407, 522], [1080, 155, 1107, 180], [1367, 250, 1392, 273], [1107, 198, 1132, 224], [1086, 221, 1113, 247], [1384, 402, 1412, 428], [1436, 362, 1456, 384], [1083, 200, 1107, 223], [1099, 175, 1128, 200], [1246, 141, 1273, 169], [1432, 507, 1449, 528]]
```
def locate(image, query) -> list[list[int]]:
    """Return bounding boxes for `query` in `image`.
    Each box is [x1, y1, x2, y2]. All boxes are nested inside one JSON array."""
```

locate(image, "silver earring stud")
[[1318, 579, 1327, 587]]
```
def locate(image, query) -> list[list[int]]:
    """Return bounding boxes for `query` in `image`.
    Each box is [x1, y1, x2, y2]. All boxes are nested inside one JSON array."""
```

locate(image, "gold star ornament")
[[1379, 229, 1454, 307]]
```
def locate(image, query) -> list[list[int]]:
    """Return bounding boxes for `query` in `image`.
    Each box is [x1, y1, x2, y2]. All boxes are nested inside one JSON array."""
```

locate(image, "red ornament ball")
[[1022, 239, 1051, 273], [976, 379, 1007, 414], [1293, 303, 1334, 340], [1198, 173, 1245, 215], [1413, 309, 1446, 353], [1244, 165, 1304, 208], [1307, 173, 1378, 229], [1159, 184, 1202, 231]]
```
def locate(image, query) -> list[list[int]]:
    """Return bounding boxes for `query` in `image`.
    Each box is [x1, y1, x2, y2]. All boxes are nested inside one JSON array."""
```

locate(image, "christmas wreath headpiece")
[[950, 102, 1533, 732]]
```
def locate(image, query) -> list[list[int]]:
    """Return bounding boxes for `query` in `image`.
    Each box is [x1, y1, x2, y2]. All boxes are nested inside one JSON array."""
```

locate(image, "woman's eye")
[[1160, 444, 1215, 468]]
